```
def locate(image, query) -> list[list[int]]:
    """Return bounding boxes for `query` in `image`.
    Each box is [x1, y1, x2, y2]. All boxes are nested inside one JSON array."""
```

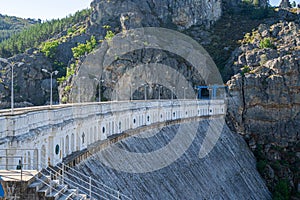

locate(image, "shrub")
[[273, 179, 291, 200], [257, 160, 267, 173], [64, 85, 72, 92], [105, 30, 115, 41], [72, 35, 97, 58], [61, 96, 68, 103], [241, 65, 251, 75], [259, 38, 275, 49], [41, 40, 59, 58]]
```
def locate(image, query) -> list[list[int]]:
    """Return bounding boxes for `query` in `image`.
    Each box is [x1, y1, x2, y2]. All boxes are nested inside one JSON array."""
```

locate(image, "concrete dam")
[[67, 118, 271, 199], [0, 100, 271, 199]]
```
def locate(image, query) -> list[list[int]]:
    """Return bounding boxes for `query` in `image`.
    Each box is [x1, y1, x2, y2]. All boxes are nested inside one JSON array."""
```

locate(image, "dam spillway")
[[66, 118, 271, 199]]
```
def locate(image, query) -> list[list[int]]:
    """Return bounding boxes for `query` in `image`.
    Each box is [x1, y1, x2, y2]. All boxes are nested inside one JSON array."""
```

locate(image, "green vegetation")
[[40, 40, 59, 58], [0, 9, 91, 58], [64, 85, 72, 92], [259, 37, 275, 49], [0, 14, 39, 42], [105, 30, 115, 41], [72, 35, 97, 58], [241, 65, 251, 75], [102, 25, 115, 41], [257, 160, 267, 173], [61, 96, 68, 103], [273, 179, 291, 200], [240, 1, 274, 20], [57, 62, 76, 83]]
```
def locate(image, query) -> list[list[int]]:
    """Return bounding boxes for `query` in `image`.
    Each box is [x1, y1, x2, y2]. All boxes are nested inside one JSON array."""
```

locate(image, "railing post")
[[62, 163, 64, 184], [20, 156, 23, 182], [118, 190, 120, 200], [89, 176, 92, 199], [50, 171, 52, 195]]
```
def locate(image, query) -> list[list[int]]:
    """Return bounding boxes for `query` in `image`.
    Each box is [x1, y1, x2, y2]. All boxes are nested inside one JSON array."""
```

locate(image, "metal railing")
[[0, 149, 131, 199], [38, 148, 130, 200]]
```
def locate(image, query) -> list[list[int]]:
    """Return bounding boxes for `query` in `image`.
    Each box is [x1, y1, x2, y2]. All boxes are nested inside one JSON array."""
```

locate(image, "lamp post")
[[182, 87, 186, 99], [142, 84, 147, 101], [94, 78, 104, 102], [195, 87, 199, 100], [158, 86, 162, 100], [7, 61, 24, 114], [171, 87, 175, 100], [42, 69, 58, 107], [130, 83, 135, 101]]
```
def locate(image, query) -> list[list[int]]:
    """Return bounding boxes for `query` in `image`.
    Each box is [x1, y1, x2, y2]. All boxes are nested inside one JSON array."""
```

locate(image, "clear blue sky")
[[0, 0, 299, 21], [270, 0, 300, 5], [0, 0, 93, 20]]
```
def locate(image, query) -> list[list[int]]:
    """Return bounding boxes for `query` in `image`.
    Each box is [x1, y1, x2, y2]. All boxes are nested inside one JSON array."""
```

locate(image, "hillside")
[[0, 9, 91, 58], [0, 14, 39, 42]]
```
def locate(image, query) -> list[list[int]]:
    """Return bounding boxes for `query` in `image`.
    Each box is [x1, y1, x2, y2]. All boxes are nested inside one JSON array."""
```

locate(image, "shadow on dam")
[[66, 118, 271, 199]]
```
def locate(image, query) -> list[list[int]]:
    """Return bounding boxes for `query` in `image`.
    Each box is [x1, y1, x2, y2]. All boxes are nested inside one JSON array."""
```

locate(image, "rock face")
[[0, 52, 58, 108], [226, 19, 300, 193], [89, 0, 222, 33], [67, 119, 271, 199]]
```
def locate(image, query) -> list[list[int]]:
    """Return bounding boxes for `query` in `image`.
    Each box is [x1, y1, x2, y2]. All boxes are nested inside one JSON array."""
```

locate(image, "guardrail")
[[0, 99, 225, 139], [0, 148, 131, 199]]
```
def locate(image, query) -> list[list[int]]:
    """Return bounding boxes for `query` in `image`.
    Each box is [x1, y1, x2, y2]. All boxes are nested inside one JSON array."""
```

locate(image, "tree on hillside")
[[279, 0, 291, 8]]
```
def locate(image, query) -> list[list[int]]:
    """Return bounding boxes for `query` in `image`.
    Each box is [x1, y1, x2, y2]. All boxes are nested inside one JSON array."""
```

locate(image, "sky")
[[0, 0, 93, 20], [0, 0, 299, 21]]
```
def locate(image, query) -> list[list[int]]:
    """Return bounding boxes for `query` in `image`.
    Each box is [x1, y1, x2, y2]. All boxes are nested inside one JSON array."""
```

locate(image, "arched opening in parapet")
[[61, 138, 64, 159], [71, 133, 75, 152], [82, 132, 85, 144], [94, 127, 97, 142], [88, 127, 94, 144], [27, 151, 31, 170], [76, 132, 81, 150], [23, 152, 27, 170], [65, 135, 70, 155], [33, 149, 38, 170], [119, 121, 122, 132]]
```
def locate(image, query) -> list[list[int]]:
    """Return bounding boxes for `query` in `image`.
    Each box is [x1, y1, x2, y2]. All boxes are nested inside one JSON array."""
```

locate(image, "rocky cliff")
[[0, 51, 58, 108], [226, 16, 300, 195], [89, 0, 222, 34]]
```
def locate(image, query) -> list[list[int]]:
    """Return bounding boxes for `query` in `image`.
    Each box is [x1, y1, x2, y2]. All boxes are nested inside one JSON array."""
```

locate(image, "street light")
[[182, 87, 187, 99], [94, 78, 104, 102], [130, 83, 135, 101], [195, 87, 199, 100], [8, 62, 24, 114], [158, 85, 162, 100], [142, 84, 148, 101], [42, 69, 58, 107], [171, 86, 175, 100]]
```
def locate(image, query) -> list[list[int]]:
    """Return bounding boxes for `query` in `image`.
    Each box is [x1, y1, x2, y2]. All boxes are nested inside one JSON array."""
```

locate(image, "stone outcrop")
[[0, 52, 58, 108], [226, 19, 300, 193], [89, 0, 222, 34]]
